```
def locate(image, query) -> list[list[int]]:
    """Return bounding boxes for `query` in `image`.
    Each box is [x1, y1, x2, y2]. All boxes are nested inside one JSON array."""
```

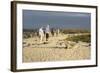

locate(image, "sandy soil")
[[23, 34, 91, 62]]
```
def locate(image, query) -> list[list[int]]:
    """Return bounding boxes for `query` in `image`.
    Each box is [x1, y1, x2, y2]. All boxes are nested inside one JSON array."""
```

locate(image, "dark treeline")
[[23, 28, 90, 33], [60, 29, 90, 34], [23, 29, 38, 32]]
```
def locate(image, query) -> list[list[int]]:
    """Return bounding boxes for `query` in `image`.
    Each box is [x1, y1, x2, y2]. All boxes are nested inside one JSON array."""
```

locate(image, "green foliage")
[[66, 34, 91, 43]]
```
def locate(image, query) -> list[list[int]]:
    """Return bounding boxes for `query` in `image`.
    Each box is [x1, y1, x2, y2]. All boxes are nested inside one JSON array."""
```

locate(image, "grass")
[[66, 34, 91, 43]]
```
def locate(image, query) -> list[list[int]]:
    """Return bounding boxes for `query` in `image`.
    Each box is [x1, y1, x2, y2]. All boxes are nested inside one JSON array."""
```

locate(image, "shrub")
[[66, 34, 91, 43]]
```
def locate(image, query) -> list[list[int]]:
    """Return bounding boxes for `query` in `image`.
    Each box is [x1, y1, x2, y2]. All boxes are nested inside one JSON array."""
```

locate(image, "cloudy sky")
[[23, 10, 91, 30]]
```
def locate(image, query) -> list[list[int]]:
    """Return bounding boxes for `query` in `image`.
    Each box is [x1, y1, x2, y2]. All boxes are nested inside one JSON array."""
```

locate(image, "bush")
[[66, 34, 91, 43]]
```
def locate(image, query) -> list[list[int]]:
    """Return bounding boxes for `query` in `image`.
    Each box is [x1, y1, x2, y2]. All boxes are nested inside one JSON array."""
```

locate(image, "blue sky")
[[23, 10, 91, 30]]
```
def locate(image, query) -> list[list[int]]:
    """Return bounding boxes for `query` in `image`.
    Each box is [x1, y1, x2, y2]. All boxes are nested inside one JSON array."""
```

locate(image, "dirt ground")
[[23, 34, 91, 62]]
